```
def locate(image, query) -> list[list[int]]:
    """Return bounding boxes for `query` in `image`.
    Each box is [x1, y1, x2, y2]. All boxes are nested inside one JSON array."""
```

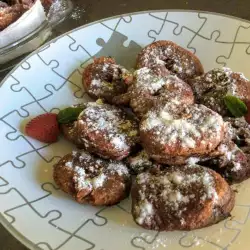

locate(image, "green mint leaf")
[[224, 95, 248, 117], [57, 107, 84, 124]]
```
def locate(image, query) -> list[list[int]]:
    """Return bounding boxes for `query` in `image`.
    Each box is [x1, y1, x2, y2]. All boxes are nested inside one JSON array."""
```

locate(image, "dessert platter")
[[0, 10, 250, 250]]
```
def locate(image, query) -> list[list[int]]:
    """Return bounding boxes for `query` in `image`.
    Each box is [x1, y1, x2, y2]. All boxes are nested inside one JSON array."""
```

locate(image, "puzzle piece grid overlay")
[[0, 11, 250, 250]]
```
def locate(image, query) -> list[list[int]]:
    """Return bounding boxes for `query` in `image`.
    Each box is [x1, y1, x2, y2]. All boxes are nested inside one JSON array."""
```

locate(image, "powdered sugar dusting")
[[189, 67, 250, 116], [133, 165, 219, 227], [107, 162, 130, 176], [130, 67, 194, 117], [92, 173, 106, 189], [201, 172, 218, 202], [215, 140, 246, 174], [73, 166, 92, 190], [133, 67, 166, 94], [137, 40, 203, 81], [63, 150, 130, 193], [127, 150, 158, 174], [76, 102, 138, 156], [236, 71, 250, 82], [135, 199, 154, 225], [170, 172, 184, 184], [84, 59, 131, 102], [141, 104, 224, 152], [110, 136, 128, 151], [65, 161, 73, 168]]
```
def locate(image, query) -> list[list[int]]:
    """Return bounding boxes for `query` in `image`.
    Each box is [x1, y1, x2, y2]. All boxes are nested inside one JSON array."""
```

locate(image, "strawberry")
[[25, 113, 60, 143]]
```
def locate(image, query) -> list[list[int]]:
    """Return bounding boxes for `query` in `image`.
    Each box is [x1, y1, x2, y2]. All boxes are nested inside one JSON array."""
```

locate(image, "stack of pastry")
[[52, 40, 250, 231]]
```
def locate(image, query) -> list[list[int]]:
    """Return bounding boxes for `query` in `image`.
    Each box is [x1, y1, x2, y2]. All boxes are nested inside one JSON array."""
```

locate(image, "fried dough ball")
[[53, 150, 131, 205], [61, 102, 139, 160], [140, 103, 225, 164], [131, 164, 235, 231], [83, 57, 133, 104], [137, 40, 204, 81]]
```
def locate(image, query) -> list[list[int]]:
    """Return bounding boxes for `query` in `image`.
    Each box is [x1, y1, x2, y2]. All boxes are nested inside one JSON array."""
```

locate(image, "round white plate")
[[1, 10, 250, 250]]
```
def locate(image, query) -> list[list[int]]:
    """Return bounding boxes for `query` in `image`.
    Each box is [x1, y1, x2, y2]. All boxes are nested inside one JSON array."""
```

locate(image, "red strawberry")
[[25, 113, 60, 143]]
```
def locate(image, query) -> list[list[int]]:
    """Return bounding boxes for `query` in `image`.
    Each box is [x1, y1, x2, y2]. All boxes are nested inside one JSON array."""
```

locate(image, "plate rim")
[[1, 9, 250, 250]]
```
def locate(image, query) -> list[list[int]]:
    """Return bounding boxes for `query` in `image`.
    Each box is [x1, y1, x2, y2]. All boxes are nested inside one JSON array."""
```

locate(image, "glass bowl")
[[0, 0, 73, 73]]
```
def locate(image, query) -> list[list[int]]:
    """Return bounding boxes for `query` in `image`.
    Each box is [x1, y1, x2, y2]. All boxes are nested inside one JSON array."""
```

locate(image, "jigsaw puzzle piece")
[[197, 13, 249, 42], [101, 17, 121, 30], [67, 69, 85, 99], [30, 183, 107, 233], [0, 188, 28, 222], [69, 23, 114, 57], [224, 206, 250, 250], [229, 205, 250, 225], [116, 13, 167, 47], [166, 12, 207, 35], [225, 220, 250, 248], [2, 101, 48, 150], [36, 242, 53, 250], [0, 151, 59, 201], [6, 204, 69, 249], [38, 35, 92, 79], [78, 57, 94, 76], [0, 119, 34, 168], [0, 176, 8, 186], [131, 232, 160, 250], [217, 43, 250, 79], [117, 197, 132, 214], [148, 18, 196, 51], [234, 26, 250, 43], [1, 187, 95, 250], [121, 16, 132, 23], [56, 236, 94, 250], [37, 79, 84, 113], [234, 179, 250, 206], [21, 61, 31, 70], [0, 76, 35, 118], [189, 31, 233, 71], [37, 138, 74, 163], [148, 12, 168, 20], [179, 233, 222, 249], [133, 231, 192, 250], [11, 54, 66, 100], [180, 221, 238, 249], [94, 31, 142, 69], [179, 204, 250, 250], [75, 205, 158, 250]]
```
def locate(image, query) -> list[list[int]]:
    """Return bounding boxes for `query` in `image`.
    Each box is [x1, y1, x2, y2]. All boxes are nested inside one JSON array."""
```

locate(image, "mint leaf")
[[57, 107, 84, 124], [224, 95, 248, 117]]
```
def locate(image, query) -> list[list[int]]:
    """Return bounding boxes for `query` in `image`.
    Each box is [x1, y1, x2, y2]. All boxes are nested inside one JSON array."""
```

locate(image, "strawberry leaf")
[[224, 95, 248, 117], [57, 107, 84, 124]]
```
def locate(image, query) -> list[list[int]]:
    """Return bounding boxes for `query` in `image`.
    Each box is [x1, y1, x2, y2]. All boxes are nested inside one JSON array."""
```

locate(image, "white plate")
[[1, 10, 250, 250]]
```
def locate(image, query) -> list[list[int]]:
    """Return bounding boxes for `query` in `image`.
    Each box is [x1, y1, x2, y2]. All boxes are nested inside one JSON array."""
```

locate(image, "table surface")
[[1, 0, 250, 249]]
